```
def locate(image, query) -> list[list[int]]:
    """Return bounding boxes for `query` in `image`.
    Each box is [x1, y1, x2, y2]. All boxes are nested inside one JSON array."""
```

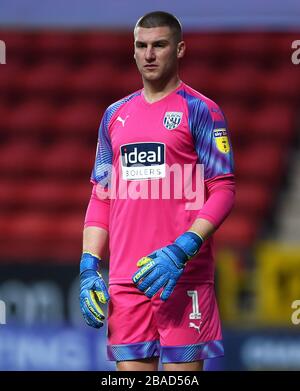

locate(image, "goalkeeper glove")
[[132, 231, 203, 301], [79, 252, 110, 328]]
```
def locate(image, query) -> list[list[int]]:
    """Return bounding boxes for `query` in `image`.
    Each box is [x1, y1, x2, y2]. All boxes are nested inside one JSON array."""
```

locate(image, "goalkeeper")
[[80, 11, 235, 371]]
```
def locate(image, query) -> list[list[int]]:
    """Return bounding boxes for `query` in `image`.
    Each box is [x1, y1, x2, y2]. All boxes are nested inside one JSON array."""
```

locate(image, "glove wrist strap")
[[80, 252, 100, 274], [175, 231, 203, 259]]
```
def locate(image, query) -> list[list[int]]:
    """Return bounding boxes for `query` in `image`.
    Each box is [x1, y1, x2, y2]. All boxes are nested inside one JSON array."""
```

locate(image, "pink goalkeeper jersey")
[[91, 81, 234, 285]]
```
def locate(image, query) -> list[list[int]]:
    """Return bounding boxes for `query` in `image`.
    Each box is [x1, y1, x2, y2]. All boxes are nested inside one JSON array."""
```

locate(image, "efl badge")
[[213, 128, 230, 154], [163, 112, 183, 130]]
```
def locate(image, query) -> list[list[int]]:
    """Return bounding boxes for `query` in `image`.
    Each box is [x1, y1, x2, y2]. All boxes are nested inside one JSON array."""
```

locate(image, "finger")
[[137, 255, 154, 267], [94, 278, 110, 302], [81, 289, 105, 320], [80, 295, 104, 328], [132, 259, 156, 284], [89, 291, 106, 318], [136, 269, 159, 292], [160, 279, 176, 301], [144, 274, 169, 299]]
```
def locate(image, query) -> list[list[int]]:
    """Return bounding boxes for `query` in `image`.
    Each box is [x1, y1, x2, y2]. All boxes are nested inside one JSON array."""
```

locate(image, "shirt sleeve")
[[189, 98, 234, 180], [197, 174, 235, 228], [90, 109, 113, 188]]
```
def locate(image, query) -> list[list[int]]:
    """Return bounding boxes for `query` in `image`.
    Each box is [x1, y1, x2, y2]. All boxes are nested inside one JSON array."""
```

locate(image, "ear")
[[177, 41, 186, 59]]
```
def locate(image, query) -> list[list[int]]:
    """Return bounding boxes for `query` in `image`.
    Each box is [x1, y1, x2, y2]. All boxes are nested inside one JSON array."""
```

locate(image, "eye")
[[154, 42, 166, 48], [135, 42, 146, 48]]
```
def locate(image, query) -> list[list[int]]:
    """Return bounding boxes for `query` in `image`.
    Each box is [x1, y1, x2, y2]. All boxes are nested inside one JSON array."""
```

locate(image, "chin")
[[142, 72, 161, 82]]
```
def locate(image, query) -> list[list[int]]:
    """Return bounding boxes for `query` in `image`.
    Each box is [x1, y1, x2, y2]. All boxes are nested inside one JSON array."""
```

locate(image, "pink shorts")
[[107, 282, 224, 363]]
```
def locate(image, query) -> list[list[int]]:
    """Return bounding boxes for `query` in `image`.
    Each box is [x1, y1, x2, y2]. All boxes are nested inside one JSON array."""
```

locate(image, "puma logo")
[[189, 322, 202, 333], [116, 115, 129, 127]]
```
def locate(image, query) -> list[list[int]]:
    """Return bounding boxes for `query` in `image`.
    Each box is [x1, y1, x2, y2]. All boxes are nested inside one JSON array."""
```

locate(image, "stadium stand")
[[0, 31, 299, 261]]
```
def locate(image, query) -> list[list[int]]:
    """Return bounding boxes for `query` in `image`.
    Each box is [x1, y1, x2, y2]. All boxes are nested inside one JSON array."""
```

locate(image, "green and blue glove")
[[132, 231, 203, 301], [79, 252, 110, 328]]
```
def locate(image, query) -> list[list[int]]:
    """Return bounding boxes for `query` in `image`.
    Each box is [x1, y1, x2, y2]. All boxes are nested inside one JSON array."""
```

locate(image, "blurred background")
[[0, 0, 300, 371]]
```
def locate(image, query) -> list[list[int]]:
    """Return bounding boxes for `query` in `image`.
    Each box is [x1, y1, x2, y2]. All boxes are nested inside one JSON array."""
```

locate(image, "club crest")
[[163, 112, 183, 130]]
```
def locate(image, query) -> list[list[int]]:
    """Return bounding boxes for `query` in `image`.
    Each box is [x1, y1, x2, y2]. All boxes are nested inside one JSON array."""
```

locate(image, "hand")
[[132, 231, 203, 301], [79, 252, 110, 328]]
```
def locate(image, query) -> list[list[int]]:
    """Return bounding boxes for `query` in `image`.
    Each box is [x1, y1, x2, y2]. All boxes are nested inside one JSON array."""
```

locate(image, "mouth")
[[144, 64, 158, 70]]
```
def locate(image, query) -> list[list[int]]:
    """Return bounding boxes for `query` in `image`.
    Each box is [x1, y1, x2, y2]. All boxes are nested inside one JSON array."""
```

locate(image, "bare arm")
[[188, 218, 215, 241], [82, 226, 109, 262]]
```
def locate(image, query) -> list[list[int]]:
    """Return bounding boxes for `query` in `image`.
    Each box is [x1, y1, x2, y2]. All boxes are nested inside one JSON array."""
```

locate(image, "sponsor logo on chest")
[[120, 142, 165, 180]]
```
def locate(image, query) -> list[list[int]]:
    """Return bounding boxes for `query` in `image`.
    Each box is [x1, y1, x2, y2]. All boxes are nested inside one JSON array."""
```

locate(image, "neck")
[[142, 74, 181, 103]]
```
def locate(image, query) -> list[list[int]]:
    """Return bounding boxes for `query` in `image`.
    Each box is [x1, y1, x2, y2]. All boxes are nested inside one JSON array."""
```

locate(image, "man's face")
[[134, 26, 184, 83]]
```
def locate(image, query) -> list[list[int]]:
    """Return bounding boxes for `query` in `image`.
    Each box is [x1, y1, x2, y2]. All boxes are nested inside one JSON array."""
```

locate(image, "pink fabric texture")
[[197, 174, 235, 228], [84, 184, 110, 231], [107, 282, 222, 347]]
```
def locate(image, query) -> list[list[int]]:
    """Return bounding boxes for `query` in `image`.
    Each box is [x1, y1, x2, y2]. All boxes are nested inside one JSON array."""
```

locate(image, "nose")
[[145, 45, 155, 61]]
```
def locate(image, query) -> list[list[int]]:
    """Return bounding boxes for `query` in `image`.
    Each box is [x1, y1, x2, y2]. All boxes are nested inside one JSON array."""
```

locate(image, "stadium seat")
[[235, 181, 273, 217], [250, 103, 295, 143], [180, 63, 215, 95], [66, 61, 121, 97], [215, 64, 262, 98], [21, 180, 90, 211], [260, 65, 300, 101], [80, 31, 132, 61], [223, 33, 272, 63], [215, 212, 259, 248], [220, 103, 250, 141], [234, 143, 286, 185], [7, 100, 55, 136], [33, 32, 77, 58], [184, 33, 223, 60], [0, 141, 41, 176], [20, 61, 69, 95], [41, 141, 94, 177], [54, 100, 104, 138]]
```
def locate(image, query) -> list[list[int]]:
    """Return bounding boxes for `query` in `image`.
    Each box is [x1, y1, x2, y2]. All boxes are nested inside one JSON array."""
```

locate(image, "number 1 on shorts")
[[187, 290, 201, 320]]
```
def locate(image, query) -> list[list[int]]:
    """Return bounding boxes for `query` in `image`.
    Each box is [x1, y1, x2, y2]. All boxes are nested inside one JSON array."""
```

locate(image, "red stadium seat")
[[270, 33, 300, 60], [215, 212, 259, 248], [250, 103, 295, 143], [21, 180, 90, 211], [215, 64, 262, 98], [0, 180, 17, 210], [7, 100, 55, 136], [19, 61, 69, 95], [66, 62, 121, 96], [260, 65, 300, 100], [184, 33, 223, 60], [46, 212, 84, 261], [0, 62, 24, 94], [235, 181, 273, 217], [0, 141, 41, 176], [220, 103, 251, 141], [0, 212, 56, 261], [180, 63, 215, 94], [54, 100, 104, 137], [80, 31, 132, 60], [117, 66, 143, 95], [234, 142, 286, 185], [33, 32, 77, 57], [223, 33, 272, 63], [41, 141, 94, 177]]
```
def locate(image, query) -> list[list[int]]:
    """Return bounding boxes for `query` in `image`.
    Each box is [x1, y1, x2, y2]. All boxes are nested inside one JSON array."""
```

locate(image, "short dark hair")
[[135, 11, 183, 43]]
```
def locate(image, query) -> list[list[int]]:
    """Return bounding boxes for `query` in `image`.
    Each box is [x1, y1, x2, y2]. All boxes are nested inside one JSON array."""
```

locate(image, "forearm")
[[83, 226, 109, 261], [188, 218, 215, 241]]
